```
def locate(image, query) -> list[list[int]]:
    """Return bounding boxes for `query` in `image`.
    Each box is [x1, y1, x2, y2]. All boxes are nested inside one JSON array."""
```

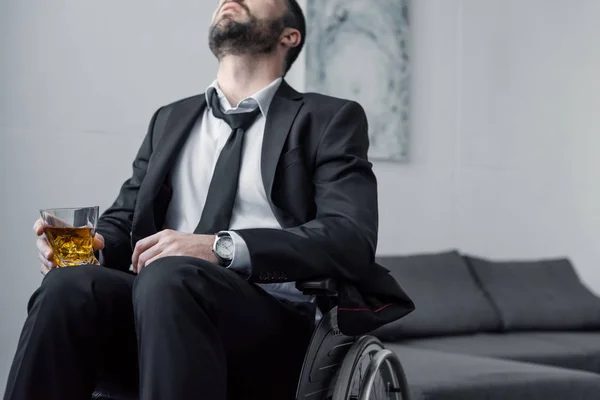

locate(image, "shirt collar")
[[205, 77, 283, 117]]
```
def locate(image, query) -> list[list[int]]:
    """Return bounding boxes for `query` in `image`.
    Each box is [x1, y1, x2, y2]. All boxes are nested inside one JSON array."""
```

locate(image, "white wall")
[[2, 0, 600, 392], [372, 0, 600, 300]]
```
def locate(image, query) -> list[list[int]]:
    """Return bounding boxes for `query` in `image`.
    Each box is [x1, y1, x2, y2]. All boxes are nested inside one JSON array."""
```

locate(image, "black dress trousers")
[[3, 257, 314, 400]]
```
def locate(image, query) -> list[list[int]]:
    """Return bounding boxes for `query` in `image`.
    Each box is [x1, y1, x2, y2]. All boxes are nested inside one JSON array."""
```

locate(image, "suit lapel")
[[133, 95, 206, 240], [261, 80, 304, 203]]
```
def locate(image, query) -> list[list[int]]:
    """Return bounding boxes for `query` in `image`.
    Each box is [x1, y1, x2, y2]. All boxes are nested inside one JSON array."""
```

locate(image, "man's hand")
[[34, 219, 105, 276], [132, 230, 218, 273]]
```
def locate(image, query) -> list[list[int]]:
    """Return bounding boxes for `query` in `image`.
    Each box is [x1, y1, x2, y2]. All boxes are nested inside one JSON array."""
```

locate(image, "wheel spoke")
[[332, 336, 412, 400], [358, 350, 411, 400]]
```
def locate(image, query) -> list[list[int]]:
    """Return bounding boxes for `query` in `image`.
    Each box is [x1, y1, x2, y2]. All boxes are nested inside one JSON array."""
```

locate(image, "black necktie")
[[194, 88, 262, 234]]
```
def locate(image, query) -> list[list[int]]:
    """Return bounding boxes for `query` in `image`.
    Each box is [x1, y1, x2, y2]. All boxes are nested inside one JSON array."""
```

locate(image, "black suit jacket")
[[97, 80, 414, 335]]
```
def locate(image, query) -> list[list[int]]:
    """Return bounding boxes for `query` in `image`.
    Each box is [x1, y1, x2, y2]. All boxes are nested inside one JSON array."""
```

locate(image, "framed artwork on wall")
[[305, 0, 410, 162]]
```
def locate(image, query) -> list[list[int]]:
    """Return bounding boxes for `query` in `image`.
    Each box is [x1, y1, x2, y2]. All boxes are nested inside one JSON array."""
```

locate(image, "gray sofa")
[[373, 251, 600, 400]]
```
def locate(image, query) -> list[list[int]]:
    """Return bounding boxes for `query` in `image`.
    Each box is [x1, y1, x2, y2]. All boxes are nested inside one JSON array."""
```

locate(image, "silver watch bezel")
[[213, 233, 233, 266]]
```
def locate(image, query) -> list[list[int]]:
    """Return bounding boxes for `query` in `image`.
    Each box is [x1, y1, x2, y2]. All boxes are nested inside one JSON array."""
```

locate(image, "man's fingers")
[[144, 253, 165, 269], [137, 246, 164, 274], [40, 264, 51, 276], [93, 232, 105, 251], [132, 233, 161, 273], [38, 253, 56, 269], [33, 219, 48, 236], [36, 219, 54, 275], [36, 237, 53, 258]]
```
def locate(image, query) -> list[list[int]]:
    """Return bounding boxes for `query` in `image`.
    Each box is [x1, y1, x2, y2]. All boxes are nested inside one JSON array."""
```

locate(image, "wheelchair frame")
[[295, 279, 412, 400]]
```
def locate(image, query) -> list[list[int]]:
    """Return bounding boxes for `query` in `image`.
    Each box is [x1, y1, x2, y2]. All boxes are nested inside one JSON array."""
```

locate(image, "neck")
[[216, 54, 283, 106]]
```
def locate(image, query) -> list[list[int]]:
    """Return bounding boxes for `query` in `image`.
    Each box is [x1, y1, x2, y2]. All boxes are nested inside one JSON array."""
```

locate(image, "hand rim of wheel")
[[359, 349, 411, 400], [332, 336, 382, 400], [332, 336, 409, 400]]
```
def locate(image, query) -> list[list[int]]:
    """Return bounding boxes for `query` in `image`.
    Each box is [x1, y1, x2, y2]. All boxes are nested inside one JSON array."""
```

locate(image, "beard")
[[209, 11, 284, 59]]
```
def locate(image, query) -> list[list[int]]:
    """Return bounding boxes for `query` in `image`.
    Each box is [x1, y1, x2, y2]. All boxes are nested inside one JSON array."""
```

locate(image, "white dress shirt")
[[164, 77, 311, 303]]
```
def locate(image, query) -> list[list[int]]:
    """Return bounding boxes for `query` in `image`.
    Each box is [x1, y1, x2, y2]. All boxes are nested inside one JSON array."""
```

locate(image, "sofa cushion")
[[387, 344, 600, 400], [465, 256, 600, 331], [400, 332, 600, 373], [373, 251, 501, 339], [530, 332, 600, 372], [531, 332, 600, 352]]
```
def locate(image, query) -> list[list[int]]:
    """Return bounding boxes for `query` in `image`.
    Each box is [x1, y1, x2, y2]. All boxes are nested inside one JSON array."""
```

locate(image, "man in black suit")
[[4, 0, 414, 399]]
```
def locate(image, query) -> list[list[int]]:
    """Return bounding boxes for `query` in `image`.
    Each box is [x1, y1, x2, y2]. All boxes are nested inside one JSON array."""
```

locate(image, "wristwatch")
[[213, 232, 234, 267]]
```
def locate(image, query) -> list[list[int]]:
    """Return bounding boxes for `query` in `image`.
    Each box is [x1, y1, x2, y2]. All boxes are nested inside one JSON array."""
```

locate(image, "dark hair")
[[282, 0, 306, 74]]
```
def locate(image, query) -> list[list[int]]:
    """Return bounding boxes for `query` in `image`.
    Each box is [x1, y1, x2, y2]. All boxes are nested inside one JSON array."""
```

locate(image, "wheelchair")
[[93, 279, 411, 400], [293, 279, 411, 400]]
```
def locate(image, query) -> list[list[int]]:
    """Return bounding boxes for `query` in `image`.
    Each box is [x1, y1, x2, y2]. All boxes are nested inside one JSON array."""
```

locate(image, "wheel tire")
[[359, 349, 411, 400], [332, 336, 410, 400]]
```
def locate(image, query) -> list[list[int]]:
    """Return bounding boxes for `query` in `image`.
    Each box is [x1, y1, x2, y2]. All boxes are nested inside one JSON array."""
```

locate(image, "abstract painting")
[[305, 0, 410, 161]]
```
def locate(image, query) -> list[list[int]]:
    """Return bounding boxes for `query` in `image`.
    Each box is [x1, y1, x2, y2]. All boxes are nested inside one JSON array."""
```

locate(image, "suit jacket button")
[[259, 272, 267, 281], [267, 272, 274, 280]]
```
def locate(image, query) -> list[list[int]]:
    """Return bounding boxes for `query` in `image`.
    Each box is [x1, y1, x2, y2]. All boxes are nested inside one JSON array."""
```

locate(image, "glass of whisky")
[[39, 206, 100, 267]]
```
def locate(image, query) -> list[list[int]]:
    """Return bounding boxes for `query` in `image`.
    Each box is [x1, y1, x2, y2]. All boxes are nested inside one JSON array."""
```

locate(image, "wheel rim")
[[346, 342, 382, 398], [345, 345, 404, 400], [332, 337, 411, 400], [358, 350, 407, 400]]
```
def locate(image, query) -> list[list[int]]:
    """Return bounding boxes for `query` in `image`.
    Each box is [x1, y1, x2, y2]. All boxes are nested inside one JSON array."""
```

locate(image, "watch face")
[[216, 236, 234, 259]]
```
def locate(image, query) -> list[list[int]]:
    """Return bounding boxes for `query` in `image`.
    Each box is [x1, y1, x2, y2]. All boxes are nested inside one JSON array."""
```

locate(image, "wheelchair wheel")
[[332, 336, 411, 400]]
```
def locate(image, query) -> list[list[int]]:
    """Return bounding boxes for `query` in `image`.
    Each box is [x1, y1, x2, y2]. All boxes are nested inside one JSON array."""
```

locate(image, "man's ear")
[[281, 27, 301, 48]]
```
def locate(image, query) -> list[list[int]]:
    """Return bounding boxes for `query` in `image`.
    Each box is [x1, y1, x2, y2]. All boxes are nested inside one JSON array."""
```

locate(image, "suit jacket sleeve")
[[96, 108, 161, 271], [234, 101, 378, 284]]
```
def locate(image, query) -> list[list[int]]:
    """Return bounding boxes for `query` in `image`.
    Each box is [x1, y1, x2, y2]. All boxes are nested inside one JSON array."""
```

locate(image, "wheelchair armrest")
[[296, 278, 338, 296]]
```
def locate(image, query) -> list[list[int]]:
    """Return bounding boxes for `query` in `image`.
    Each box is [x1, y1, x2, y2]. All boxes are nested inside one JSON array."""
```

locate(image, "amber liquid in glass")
[[44, 227, 100, 267]]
